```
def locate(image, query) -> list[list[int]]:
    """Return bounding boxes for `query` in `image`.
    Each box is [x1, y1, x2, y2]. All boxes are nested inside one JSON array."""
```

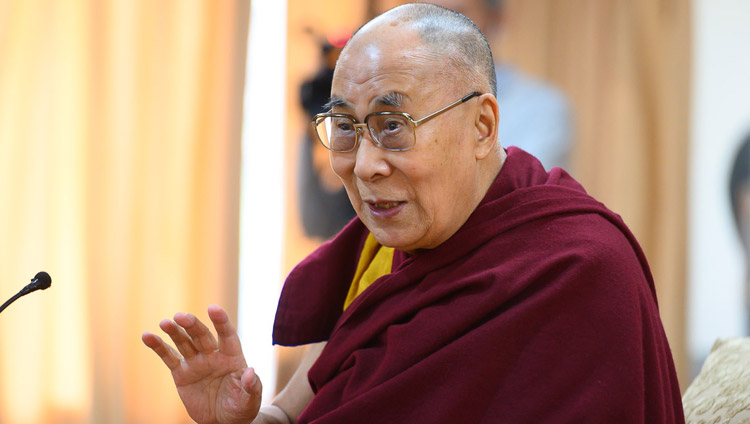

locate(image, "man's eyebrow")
[[374, 92, 405, 108], [324, 96, 348, 111], [323, 92, 406, 111]]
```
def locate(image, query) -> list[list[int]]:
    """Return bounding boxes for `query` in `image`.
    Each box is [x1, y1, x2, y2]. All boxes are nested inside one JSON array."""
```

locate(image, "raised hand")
[[142, 304, 262, 424]]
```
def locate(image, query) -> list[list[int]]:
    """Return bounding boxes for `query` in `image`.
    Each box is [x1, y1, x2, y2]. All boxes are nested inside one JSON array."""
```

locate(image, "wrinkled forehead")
[[338, 22, 434, 73], [331, 24, 450, 106]]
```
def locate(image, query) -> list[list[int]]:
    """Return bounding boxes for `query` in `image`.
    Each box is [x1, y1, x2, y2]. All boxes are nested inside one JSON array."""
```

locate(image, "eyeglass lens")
[[315, 115, 414, 152]]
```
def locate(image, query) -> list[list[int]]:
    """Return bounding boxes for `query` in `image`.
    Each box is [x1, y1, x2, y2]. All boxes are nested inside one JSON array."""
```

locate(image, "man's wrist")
[[257, 404, 292, 424]]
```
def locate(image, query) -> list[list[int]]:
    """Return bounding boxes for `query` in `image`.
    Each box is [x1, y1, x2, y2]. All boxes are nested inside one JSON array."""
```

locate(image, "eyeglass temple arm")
[[412, 92, 481, 127]]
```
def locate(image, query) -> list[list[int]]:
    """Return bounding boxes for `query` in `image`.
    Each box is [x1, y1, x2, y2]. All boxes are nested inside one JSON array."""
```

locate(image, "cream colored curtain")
[[496, 0, 691, 386], [0, 1, 249, 423]]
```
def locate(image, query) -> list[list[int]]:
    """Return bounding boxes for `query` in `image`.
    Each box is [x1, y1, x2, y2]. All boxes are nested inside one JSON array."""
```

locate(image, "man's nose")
[[353, 128, 391, 181]]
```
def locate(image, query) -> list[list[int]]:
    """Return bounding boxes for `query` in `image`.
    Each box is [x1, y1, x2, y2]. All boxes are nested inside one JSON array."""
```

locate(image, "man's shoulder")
[[538, 212, 643, 273], [465, 192, 650, 295], [498, 207, 639, 263]]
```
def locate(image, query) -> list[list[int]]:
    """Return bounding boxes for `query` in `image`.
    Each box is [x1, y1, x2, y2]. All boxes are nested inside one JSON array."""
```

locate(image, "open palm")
[[142, 305, 262, 424]]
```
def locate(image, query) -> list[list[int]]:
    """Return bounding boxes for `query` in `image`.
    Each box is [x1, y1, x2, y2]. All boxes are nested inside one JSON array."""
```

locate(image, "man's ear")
[[474, 93, 499, 160]]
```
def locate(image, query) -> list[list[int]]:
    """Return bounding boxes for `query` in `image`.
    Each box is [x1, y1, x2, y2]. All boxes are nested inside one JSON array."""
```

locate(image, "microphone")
[[0, 271, 52, 314]]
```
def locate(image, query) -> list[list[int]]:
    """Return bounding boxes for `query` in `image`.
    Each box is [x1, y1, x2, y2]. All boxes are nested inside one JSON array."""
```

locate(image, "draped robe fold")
[[273, 147, 684, 423]]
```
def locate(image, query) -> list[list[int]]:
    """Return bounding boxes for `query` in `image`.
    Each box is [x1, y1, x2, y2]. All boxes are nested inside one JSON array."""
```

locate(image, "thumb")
[[220, 367, 263, 423], [241, 367, 263, 402]]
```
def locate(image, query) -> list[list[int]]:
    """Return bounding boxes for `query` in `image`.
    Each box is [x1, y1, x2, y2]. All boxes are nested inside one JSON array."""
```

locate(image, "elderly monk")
[[142, 4, 684, 423]]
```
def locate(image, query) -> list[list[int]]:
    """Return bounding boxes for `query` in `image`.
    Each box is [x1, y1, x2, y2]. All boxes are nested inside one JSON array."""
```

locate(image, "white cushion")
[[682, 337, 750, 423]]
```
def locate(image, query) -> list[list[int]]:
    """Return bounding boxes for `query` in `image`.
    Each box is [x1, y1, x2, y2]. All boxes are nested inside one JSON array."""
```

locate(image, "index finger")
[[142, 331, 182, 371], [174, 312, 219, 354], [207, 304, 243, 356]]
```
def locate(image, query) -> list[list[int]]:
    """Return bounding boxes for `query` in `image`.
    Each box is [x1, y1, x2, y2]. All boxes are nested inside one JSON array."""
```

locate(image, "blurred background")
[[0, 0, 747, 422]]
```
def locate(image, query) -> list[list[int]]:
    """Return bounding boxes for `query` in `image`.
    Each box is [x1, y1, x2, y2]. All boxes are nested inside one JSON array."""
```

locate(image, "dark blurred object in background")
[[298, 29, 357, 240], [729, 133, 750, 331]]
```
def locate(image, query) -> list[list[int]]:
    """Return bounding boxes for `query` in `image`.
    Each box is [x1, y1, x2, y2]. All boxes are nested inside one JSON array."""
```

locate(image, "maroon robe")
[[273, 147, 684, 423]]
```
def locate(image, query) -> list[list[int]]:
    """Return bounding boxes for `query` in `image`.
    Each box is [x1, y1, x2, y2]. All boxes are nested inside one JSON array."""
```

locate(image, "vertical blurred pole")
[[239, 0, 288, 400]]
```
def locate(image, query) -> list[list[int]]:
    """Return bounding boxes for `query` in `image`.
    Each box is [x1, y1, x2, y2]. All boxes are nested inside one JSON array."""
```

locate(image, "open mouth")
[[366, 200, 406, 218], [371, 201, 403, 210]]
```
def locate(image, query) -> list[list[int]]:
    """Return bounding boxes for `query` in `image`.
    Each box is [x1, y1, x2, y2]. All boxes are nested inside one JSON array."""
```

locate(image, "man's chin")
[[367, 227, 417, 251]]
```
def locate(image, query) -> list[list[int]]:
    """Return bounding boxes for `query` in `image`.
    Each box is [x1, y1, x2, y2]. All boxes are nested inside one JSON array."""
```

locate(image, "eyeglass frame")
[[311, 91, 482, 152]]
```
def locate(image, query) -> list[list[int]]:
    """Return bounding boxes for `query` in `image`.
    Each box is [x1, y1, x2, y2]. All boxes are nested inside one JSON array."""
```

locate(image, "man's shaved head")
[[346, 3, 497, 97], [327, 2, 503, 252]]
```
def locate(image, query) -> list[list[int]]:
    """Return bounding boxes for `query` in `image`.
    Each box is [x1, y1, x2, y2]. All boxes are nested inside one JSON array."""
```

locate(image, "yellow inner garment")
[[343, 233, 395, 311]]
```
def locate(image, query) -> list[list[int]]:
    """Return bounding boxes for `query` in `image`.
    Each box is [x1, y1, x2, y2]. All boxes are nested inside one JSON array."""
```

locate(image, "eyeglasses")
[[311, 91, 481, 152]]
